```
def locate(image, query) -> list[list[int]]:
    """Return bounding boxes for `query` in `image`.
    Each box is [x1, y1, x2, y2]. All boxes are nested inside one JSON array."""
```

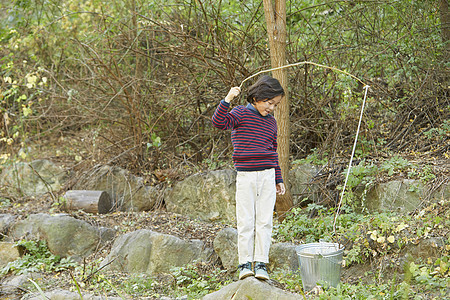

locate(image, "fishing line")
[[239, 61, 370, 239], [333, 85, 369, 236], [239, 61, 367, 89]]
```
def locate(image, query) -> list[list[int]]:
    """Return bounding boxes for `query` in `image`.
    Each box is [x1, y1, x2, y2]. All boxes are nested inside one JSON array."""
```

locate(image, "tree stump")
[[63, 190, 113, 214]]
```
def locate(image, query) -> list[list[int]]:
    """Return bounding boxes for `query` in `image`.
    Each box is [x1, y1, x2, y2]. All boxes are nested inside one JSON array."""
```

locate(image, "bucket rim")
[[296, 242, 344, 258]]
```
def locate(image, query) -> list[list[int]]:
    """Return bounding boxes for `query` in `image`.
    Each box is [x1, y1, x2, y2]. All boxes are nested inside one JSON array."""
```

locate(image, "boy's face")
[[252, 95, 282, 116]]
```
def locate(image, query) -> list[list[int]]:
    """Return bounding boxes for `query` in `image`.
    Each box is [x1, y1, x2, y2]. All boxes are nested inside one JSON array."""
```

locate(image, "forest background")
[[0, 0, 449, 299], [0, 0, 448, 180]]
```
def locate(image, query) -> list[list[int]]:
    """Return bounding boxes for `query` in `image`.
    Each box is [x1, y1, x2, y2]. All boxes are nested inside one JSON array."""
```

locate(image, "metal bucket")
[[296, 242, 344, 291]]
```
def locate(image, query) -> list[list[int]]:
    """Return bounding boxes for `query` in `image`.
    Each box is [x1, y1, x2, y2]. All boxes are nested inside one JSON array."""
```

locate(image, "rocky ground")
[[1, 133, 448, 299], [0, 203, 233, 299], [0, 193, 397, 299]]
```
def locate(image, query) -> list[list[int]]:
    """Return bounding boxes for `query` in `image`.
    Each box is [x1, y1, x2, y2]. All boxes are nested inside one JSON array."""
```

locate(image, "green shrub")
[[1, 240, 77, 275], [169, 262, 230, 298], [274, 201, 449, 268]]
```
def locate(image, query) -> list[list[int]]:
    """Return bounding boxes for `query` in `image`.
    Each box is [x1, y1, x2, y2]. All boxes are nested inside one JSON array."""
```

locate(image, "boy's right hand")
[[224, 87, 241, 103]]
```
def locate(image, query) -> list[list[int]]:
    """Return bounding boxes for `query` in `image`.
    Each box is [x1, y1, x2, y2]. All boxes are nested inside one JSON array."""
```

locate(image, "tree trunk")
[[63, 190, 113, 214], [262, 0, 293, 219]]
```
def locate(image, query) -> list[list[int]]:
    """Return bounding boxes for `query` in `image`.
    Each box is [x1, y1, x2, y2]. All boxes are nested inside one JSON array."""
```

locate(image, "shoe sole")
[[239, 271, 254, 280], [255, 273, 269, 280]]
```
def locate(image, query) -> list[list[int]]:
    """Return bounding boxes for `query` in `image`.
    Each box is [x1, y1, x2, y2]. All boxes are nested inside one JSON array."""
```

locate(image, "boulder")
[[404, 237, 446, 259], [364, 179, 425, 213], [213, 227, 238, 270], [289, 164, 449, 213], [213, 228, 300, 273], [430, 182, 449, 202], [74, 165, 164, 212], [0, 242, 21, 268], [1, 273, 42, 295], [100, 229, 215, 274], [98, 227, 116, 244], [289, 163, 322, 206], [8, 213, 103, 261], [0, 159, 70, 198], [269, 243, 299, 273], [166, 169, 237, 222], [0, 214, 16, 237], [165, 164, 328, 223], [21, 289, 123, 300], [202, 277, 301, 300]]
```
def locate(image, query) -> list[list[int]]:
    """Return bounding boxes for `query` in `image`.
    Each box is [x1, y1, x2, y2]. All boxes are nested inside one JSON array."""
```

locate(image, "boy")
[[211, 75, 286, 280]]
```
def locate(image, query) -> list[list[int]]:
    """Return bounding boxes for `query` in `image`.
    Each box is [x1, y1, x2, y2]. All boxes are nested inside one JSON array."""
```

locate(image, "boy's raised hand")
[[225, 87, 241, 103]]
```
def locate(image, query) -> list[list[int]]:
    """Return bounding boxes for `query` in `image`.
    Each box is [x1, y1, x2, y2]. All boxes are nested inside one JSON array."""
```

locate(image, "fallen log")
[[63, 190, 113, 214]]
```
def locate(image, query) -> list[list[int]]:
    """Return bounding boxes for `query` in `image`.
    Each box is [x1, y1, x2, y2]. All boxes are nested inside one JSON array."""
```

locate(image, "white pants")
[[236, 168, 277, 264]]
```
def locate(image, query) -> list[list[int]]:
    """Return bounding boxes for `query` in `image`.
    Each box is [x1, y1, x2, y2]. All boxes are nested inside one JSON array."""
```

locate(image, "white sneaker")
[[238, 262, 254, 280], [254, 262, 269, 280]]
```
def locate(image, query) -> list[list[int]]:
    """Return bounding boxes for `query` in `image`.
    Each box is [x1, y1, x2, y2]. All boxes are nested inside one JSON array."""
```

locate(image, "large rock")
[[404, 237, 446, 259], [289, 163, 321, 206], [268, 243, 299, 273], [21, 289, 123, 300], [213, 228, 300, 273], [0, 242, 21, 268], [0, 214, 15, 236], [1, 273, 43, 295], [0, 159, 70, 198], [166, 169, 237, 222], [166, 165, 324, 223], [202, 277, 301, 300], [100, 229, 215, 274], [430, 182, 449, 202], [364, 179, 425, 213], [213, 227, 238, 270], [74, 165, 165, 212], [8, 213, 106, 261], [289, 163, 448, 213]]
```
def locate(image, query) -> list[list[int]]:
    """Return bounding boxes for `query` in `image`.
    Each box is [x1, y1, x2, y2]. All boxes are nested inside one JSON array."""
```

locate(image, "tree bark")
[[63, 190, 113, 214], [262, 0, 293, 219]]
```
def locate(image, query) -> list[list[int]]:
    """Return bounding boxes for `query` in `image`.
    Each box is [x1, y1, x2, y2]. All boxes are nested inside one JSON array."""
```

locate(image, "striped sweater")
[[212, 100, 283, 184]]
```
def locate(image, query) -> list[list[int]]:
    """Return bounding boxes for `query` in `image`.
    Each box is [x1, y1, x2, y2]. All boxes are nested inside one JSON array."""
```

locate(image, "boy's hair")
[[246, 75, 285, 104]]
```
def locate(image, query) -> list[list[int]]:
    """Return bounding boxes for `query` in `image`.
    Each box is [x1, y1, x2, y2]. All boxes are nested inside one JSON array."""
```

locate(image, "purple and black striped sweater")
[[212, 100, 283, 184]]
